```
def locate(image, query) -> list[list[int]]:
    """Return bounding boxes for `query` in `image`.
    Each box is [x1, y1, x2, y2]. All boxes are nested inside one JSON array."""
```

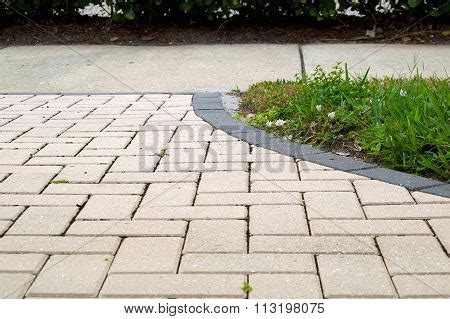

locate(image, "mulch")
[[1, 19, 449, 45]]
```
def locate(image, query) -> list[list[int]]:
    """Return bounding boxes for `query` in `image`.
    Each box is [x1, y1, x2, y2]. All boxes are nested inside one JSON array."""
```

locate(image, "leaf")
[[408, 0, 423, 8], [241, 281, 253, 294], [125, 9, 136, 20]]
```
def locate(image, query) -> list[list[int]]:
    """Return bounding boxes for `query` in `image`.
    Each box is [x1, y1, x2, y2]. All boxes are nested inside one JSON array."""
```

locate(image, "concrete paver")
[[27, 255, 112, 297], [0, 93, 448, 299], [77, 195, 141, 220], [249, 205, 308, 235], [0, 273, 35, 298], [7, 206, 78, 235], [304, 192, 365, 219], [377, 236, 450, 275], [109, 237, 183, 274], [318, 255, 397, 298], [100, 274, 246, 298], [0, 254, 48, 274], [249, 274, 322, 299], [393, 275, 450, 298], [184, 220, 247, 253], [180, 254, 315, 274]]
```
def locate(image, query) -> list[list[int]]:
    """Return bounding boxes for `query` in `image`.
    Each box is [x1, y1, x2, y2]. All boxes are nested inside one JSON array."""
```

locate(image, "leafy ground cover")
[[237, 64, 449, 180]]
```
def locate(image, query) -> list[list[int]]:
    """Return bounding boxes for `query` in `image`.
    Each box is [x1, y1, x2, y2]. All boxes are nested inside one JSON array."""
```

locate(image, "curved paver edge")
[[193, 92, 449, 198]]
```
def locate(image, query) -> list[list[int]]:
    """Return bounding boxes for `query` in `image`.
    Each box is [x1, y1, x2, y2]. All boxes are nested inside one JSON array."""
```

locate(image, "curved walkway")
[[0, 93, 449, 298]]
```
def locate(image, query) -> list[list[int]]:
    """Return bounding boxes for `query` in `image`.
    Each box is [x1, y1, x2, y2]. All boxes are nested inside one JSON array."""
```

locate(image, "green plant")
[[1, 1, 448, 25], [51, 179, 70, 184], [241, 281, 253, 294], [241, 64, 449, 180]]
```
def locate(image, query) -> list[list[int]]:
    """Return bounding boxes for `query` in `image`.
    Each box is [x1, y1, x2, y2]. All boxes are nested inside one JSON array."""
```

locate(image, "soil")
[[1, 18, 449, 45]]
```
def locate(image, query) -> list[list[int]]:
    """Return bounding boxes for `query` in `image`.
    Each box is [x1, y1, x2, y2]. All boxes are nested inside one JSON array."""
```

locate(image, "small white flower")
[[287, 135, 293, 140], [275, 119, 286, 126], [266, 121, 273, 127], [246, 113, 255, 119], [328, 112, 336, 120], [315, 104, 323, 111], [400, 89, 407, 97]]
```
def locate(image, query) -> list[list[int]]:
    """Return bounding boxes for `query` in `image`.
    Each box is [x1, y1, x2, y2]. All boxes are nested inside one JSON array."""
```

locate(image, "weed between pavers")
[[242, 281, 253, 294], [51, 179, 70, 184]]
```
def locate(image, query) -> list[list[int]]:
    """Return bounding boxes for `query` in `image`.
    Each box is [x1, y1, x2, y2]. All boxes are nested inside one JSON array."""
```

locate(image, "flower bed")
[[236, 64, 449, 180]]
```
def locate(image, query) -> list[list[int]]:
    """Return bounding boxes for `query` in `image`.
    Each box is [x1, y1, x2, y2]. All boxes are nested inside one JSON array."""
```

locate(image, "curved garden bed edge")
[[193, 91, 450, 198]]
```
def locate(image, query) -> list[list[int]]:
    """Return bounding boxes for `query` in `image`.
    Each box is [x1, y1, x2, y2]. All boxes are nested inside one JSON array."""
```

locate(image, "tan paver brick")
[[27, 255, 112, 297], [0, 206, 25, 220], [428, 219, 450, 253], [393, 275, 450, 298], [140, 183, 197, 207], [54, 164, 109, 183], [298, 161, 333, 171], [249, 205, 308, 235], [195, 192, 302, 206], [102, 172, 199, 183], [27, 156, 115, 165], [301, 170, 367, 180], [180, 254, 315, 274], [318, 255, 397, 298], [0, 273, 35, 298], [86, 137, 131, 149], [198, 171, 248, 193], [354, 180, 414, 205], [7, 206, 78, 235], [0, 173, 55, 193], [412, 191, 450, 203], [44, 183, 145, 195], [109, 156, 159, 172], [208, 141, 249, 154], [0, 236, 120, 254], [249, 274, 322, 298], [250, 161, 299, 181], [156, 161, 248, 172], [377, 236, 450, 275], [0, 254, 48, 274], [109, 237, 183, 274], [251, 180, 353, 192], [67, 220, 187, 236], [184, 220, 247, 253], [35, 143, 85, 157], [364, 204, 450, 219], [77, 195, 141, 220], [250, 236, 377, 254], [310, 220, 431, 236], [0, 194, 87, 206], [23, 127, 66, 137], [134, 206, 247, 220], [0, 150, 34, 164], [0, 220, 12, 235], [0, 165, 62, 174], [100, 274, 245, 298], [304, 192, 365, 219]]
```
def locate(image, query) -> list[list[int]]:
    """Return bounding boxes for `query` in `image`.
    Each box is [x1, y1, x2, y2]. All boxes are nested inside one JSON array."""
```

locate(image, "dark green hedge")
[[1, 1, 449, 25]]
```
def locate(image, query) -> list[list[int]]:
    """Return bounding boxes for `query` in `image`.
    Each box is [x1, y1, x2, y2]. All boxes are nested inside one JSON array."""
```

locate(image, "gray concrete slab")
[[0, 44, 301, 93], [302, 44, 449, 77]]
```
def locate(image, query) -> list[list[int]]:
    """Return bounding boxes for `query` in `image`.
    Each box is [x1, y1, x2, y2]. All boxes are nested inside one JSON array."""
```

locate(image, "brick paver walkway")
[[0, 94, 449, 298]]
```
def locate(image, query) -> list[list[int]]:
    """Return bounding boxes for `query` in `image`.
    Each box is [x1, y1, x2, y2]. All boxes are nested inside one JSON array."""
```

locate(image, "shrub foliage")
[[1, 1, 449, 25]]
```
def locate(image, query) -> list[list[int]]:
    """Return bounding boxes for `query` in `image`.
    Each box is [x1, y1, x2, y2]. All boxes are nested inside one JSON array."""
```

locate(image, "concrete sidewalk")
[[0, 44, 449, 93]]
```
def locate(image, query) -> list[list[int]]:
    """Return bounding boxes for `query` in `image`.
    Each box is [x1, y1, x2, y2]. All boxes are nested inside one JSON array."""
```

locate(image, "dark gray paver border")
[[193, 92, 449, 198]]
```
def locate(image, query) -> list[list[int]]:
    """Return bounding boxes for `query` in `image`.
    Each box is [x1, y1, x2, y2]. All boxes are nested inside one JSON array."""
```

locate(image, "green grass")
[[239, 64, 449, 180], [50, 179, 70, 184]]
